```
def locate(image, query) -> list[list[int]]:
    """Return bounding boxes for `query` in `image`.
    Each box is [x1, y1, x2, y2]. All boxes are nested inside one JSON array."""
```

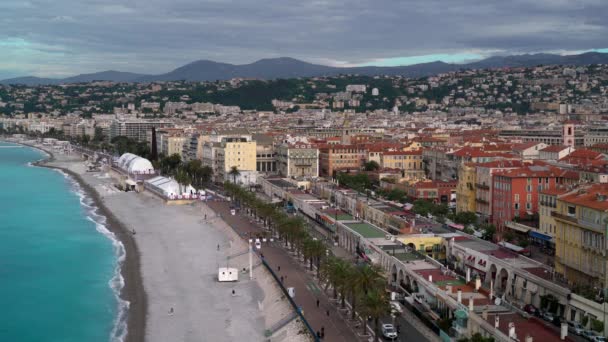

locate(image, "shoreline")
[[14, 141, 146, 342]]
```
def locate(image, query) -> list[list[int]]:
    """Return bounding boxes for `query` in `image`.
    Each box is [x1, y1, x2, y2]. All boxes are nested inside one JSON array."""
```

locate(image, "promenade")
[[206, 200, 360, 342]]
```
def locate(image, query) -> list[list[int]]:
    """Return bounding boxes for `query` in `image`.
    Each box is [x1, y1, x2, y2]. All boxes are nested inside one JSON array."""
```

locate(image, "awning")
[[529, 230, 552, 242], [505, 221, 530, 233]]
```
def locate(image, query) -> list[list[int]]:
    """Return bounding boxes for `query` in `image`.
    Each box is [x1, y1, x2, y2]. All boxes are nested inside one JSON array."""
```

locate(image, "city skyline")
[[2, 0, 608, 78]]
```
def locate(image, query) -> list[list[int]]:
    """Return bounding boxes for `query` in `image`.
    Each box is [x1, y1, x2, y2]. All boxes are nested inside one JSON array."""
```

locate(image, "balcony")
[[475, 183, 490, 190], [551, 211, 578, 224], [475, 198, 489, 204]]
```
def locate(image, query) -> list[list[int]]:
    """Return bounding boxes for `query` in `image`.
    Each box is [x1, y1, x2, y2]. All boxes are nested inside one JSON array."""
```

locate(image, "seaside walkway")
[[206, 200, 360, 342]]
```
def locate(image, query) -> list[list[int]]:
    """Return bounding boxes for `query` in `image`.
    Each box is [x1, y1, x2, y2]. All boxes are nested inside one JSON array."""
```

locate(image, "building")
[[538, 145, 574, 161], [277, 143, 319, 178], [475, 160, 525, 222], [512, 142, 547, 160], [109, 119, 173, 142], [161, 135, 187, 158], [380, 150, 424, 180], [536, 187, 570, 251], [456, 163, 477, 213], [253, 134, 277, 174], [216, 137, 257, 182], [492, 165, 578, 233], [553, 184, 608, 287], [319, 144, 366, 177]]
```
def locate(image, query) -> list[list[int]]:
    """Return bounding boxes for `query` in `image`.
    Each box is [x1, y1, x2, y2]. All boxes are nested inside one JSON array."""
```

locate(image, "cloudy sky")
[[1, 0, 607, 78]]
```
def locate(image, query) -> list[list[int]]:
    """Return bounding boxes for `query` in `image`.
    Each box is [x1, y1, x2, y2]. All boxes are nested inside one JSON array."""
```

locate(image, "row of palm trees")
[[223, 182, 393, 341], [156, 154, 212, 192]]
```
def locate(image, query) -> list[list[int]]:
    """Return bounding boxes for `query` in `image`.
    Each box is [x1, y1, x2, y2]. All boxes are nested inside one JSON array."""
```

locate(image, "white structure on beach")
[[116, 153, 154, 174], [144, 176, 196, 198]]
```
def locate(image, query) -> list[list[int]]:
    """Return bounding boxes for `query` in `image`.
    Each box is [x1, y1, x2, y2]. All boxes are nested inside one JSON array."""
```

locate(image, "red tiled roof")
[[559, 183, 608, 211], [539, 145, 569, 152]]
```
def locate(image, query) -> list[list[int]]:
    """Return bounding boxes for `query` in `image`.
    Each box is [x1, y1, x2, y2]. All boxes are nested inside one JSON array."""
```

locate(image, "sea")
[[0, 141, 127, 342]]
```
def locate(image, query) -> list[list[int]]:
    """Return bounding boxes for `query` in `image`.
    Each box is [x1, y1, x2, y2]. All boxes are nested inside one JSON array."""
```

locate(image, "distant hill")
[[3, 52, 608, 85]]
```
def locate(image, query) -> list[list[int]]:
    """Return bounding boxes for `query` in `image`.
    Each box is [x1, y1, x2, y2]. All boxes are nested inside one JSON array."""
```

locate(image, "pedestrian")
[[204, 214, 207, 220], [232, 289, 236, 296], [168, 307, 174, 315], [278, 265, 281, 272], [217, 244, 220, 251], [316, 299, 320, 307], [260, 253, 264, 258], [321, 327, 325, 338], [280, 276, 284, 283], [316, 331, 321, 339], [326, 309, 330, 317], [396, 324, 401, 333]]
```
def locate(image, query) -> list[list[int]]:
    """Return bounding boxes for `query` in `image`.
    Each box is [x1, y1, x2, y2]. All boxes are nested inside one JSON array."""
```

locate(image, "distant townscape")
[[4, 59, 608, 342]]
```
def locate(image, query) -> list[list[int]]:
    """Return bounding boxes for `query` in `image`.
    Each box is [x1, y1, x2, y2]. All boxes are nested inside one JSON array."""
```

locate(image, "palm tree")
[[174, 167, 192, 194], [359, 288, 391, 341], [228, 166, 240, 184], [350, 264, 385, 321]]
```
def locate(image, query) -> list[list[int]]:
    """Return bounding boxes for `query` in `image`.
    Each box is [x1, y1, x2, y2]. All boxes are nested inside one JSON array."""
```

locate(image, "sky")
[[1, 0, 608, 79]]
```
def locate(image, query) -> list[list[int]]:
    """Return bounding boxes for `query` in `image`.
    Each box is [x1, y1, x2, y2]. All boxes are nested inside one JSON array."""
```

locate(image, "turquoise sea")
[[0, 141, 126, 342]]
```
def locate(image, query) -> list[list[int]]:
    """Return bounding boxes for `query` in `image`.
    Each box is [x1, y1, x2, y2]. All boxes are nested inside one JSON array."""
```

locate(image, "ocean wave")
[[66, 173, 129, 342]]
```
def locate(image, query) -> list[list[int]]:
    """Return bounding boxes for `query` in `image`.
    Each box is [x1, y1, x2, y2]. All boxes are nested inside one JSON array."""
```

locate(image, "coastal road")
[[206, 200, 361, 342]]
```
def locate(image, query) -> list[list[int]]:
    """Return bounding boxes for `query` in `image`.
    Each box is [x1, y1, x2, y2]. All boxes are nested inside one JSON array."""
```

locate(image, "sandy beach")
[[25, 143, 307, 342]]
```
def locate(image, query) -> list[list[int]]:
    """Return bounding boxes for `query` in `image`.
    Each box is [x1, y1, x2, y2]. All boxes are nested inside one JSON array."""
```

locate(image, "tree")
[[364, 160, 380, 171], [504, 231, 515, 243], [454, 211, 477, 225], [480, 223, 496, 241], [174, 168, 192, 194], [349, 264, 384, 322], [228, 166, 240, 184], [359, 288, 391, 342]]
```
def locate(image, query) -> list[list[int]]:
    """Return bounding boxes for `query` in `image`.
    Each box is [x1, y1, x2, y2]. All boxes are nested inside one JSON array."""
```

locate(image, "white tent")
[[144, 176, 180, 197], [117, 153, 154, 174]]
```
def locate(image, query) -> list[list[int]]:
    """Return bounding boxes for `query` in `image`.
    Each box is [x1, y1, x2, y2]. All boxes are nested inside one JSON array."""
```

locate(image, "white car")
[[390, 301, 403, 314], [254, 239, 262, 249], [382, 323, 398, 339]]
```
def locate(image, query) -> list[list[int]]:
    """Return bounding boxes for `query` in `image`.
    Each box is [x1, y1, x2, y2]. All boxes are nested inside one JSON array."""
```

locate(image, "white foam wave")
[[64, 173, 129, 342]]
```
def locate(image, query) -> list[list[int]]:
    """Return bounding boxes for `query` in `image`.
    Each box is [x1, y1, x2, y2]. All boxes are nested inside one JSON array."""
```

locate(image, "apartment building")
[[216, 137, 257, 181], [474, 160, 525, 222], [109, 119, 173, 142], [319, 144, 366, 177], [553, 184, 608, 287], [455, 163, 477, 213], [276, 143, 319, 178], [492, 165, 578, 232], [380, 150, 424, 180]]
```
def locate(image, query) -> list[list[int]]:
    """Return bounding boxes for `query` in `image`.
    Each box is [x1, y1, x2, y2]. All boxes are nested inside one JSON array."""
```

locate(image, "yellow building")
[[455, 163, 476, 213], [398, 236, 445, 260], [217, 138, 257, 181], [380, 150, 424, 180], [536, 188, 569, 249], [162, 135, 187, 158], [553, 184, 608, 287]]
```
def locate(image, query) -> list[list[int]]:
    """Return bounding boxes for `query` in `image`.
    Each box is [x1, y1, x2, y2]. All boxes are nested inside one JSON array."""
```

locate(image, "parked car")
[[541, 311, 554, 323], [591, 336, 606, 342], [390, 301, 403, 314], [568, 321, 585, 336], [524, 304, 539, 316], [382, 323, 398, 339], [582, 330, 598, 341]]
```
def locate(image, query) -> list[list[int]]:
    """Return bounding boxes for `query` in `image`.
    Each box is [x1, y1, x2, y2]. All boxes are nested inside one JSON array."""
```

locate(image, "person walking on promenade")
[[316, 299, 320, 307], [321, 327, 325, 338], [326, 309, 330, 317], [217, 244, 220, 251], [277, 265, 281, 272]]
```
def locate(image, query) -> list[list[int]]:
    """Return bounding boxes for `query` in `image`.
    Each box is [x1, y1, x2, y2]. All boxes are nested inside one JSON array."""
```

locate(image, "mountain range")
[[3, 52, 608, 86]]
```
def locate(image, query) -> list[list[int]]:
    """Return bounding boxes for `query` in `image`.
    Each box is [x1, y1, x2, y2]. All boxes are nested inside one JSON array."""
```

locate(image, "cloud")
[[0, 0, 607, 77]]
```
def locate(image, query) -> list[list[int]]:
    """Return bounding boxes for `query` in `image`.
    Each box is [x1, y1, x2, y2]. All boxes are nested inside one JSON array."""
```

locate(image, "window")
[[567, 206, 576, 217], [514, 203, 519, 210], [527, 185, 532, 192], [515, 194, 520, 202], [527, 194, 532, 202]]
